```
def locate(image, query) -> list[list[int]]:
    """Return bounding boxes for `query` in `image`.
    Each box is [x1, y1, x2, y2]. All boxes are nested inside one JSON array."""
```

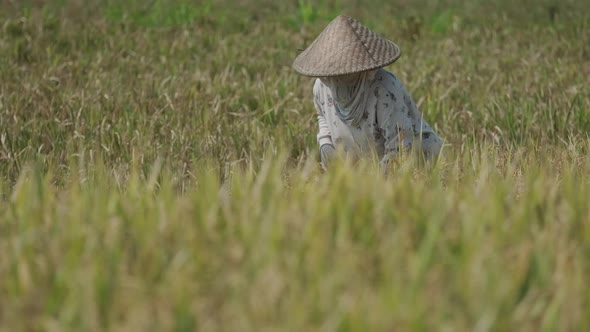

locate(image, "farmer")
[[293, 15, 442, 168]]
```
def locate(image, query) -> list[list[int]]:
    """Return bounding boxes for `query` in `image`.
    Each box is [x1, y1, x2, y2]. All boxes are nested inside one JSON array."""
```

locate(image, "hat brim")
[[293, 16, 402, 77]]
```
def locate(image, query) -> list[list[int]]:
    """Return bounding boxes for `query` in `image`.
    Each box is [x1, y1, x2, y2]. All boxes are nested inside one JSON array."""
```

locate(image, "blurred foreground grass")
[[2, 147, 590, 331], [1, 0, 590, 331]]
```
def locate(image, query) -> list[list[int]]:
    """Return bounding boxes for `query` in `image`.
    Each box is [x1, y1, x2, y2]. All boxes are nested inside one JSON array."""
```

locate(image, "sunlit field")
[[1, 0, 590, 331]]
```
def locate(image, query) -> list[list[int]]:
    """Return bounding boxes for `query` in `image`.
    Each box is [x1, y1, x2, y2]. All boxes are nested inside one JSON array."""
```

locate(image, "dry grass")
[[0, 0, 589, 331]]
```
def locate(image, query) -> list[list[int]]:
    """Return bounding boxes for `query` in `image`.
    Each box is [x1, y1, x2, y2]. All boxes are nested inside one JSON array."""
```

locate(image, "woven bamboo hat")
[[293, 15, 401, 77]]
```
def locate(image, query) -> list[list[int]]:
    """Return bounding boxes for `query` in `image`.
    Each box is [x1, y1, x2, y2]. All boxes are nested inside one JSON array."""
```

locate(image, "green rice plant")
[[105, 0, 215, 27], [298, 0, 317, 24], [291, 0, 342, 26], [0, 0, 589, 330], [1, 146, 590, 330]]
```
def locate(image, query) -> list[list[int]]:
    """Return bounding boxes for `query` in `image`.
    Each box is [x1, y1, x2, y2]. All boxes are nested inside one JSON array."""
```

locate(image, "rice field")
[[1, 0, 590, 331]]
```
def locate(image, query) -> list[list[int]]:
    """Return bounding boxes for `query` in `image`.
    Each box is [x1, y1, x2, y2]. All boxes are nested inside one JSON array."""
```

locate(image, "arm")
[[318, 112, 336, 168], [314, 81, 333, 148], [317, 112, 333, 148], [313, 81, 335, 167], [376, 83, 414, 167], [400, 85, 443, 160]]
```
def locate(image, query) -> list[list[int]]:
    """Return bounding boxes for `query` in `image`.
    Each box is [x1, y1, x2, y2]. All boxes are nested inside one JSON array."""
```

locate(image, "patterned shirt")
[[313, 68, 442, 162]]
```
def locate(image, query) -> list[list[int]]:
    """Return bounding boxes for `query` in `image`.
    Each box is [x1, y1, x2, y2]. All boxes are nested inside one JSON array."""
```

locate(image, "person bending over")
[[293, 15, 442, 168]]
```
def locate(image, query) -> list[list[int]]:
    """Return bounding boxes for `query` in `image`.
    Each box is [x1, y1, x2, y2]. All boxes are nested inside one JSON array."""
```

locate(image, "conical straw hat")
[[293, 15, 401, 77]]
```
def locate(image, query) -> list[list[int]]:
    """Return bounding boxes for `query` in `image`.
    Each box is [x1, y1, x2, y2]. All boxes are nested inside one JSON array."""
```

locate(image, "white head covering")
[[320, 70, 375, 126]]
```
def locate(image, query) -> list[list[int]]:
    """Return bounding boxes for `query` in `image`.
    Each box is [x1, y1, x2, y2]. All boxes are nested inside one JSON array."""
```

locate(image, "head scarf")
[[320, 70, 375, 126]]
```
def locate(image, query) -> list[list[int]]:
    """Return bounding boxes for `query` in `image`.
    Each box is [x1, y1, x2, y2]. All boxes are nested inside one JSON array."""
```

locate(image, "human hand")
[[320, 144, 336, 168]]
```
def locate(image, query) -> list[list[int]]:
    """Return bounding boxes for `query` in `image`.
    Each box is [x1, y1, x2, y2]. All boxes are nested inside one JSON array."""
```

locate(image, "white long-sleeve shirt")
[[313, 69, 442, 162]]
